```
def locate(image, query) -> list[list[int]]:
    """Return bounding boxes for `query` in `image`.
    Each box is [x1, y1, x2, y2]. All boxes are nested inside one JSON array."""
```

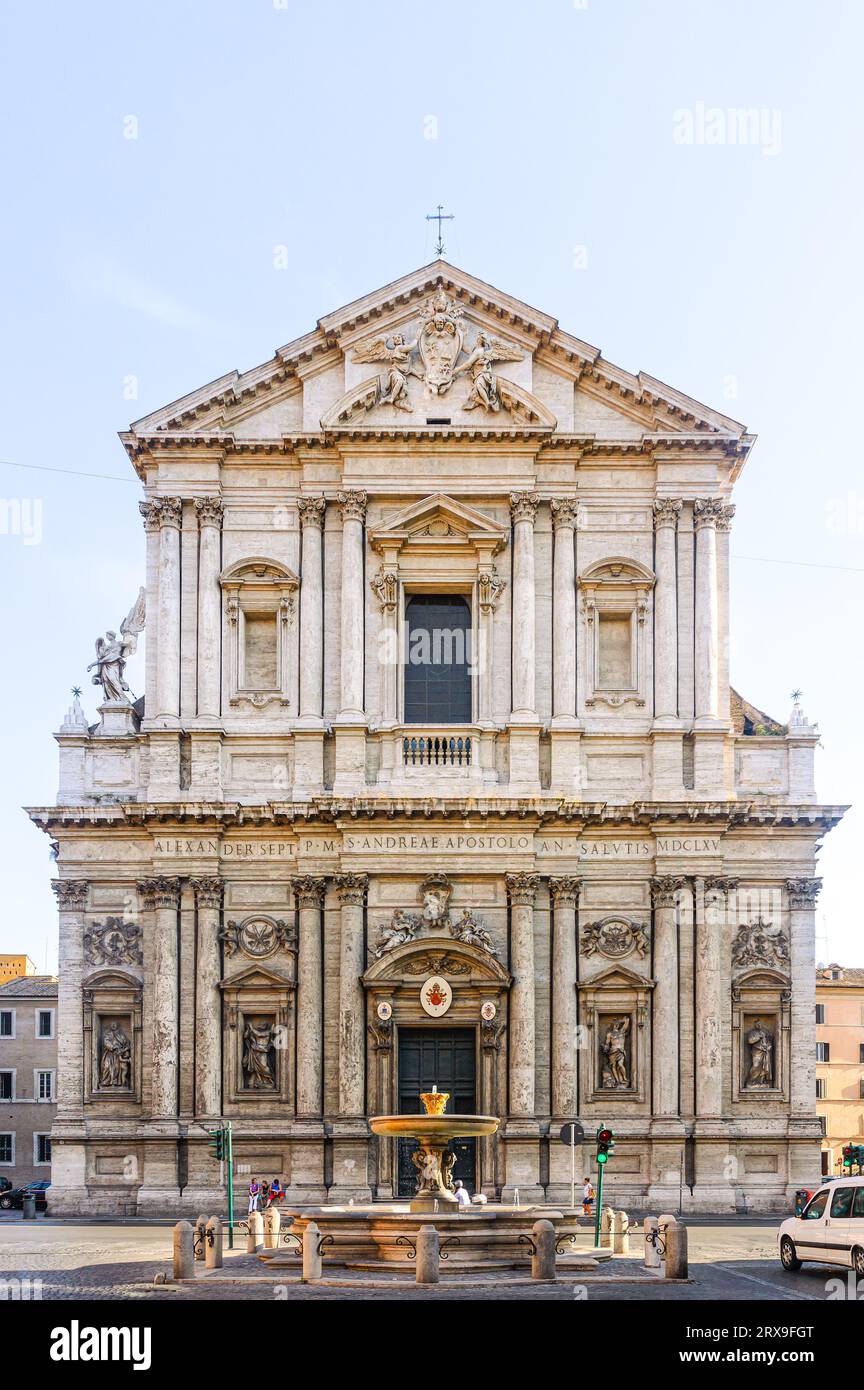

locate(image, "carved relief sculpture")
[[98, 1020, 132, 1089], [374, 910, 419, 959], [448, 908, 497, 956], [84, 918, 143, 967], [452, 331, 525, 413], [220, 915, 296, 959], [351, 333, 420, 411], [581, 917, 649, 960], [242, 1019, 277, 1090], [87, 587, 146, 704], [731, 919, 790, 970], [601, 1015, 631, 1088], [744, 1019, 775, 1088]]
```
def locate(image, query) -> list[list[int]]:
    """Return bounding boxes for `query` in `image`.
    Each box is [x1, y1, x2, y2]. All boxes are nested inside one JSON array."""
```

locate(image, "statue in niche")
[[351, 333, 420, 411], [744, 1019, 774, 1088], [601, 1016, 631, 1089], [419, 874, 452, 924], [453, 331, 524, 413], [98, 1021, 132, 1089], [87, 587, 146, 705], [242, 1019, 277, 1090], [374, 910, 420, 958], [449, 908, 497, 957]]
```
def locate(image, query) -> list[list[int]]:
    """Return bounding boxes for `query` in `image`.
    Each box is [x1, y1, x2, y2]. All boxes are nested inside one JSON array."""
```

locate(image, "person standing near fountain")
[[453, 1179, 471, 1208]]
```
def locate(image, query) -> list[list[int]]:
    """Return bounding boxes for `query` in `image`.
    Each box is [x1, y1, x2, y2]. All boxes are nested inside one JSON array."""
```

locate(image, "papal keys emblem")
[[417, 289, 465, 393], [421, 975, 452, 1017]]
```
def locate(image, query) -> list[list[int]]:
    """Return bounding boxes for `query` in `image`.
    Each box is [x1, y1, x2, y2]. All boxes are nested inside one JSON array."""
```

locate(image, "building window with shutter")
[[816, 1041, 830, 1063]]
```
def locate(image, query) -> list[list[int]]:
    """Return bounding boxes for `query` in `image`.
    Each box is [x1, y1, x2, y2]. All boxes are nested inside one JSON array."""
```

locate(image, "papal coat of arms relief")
[[347, 287, 527, 421]]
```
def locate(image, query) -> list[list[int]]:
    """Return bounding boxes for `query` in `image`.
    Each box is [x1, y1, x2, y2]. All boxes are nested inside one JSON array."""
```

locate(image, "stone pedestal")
[[329, 1123, 372, 1202]]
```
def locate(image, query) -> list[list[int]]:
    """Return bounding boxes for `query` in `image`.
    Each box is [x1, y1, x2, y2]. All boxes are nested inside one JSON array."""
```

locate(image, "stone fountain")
[[259, 1089, 603, 1272], [368, 1086, 499, 1212]]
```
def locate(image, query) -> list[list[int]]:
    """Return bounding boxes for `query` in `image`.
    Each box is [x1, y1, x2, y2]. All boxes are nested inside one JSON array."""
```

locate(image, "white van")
[[778, 1176, 864, 1274]]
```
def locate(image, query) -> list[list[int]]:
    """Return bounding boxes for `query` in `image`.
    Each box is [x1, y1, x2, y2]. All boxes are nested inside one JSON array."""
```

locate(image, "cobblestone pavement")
[[0, 1219, 854, 1301]]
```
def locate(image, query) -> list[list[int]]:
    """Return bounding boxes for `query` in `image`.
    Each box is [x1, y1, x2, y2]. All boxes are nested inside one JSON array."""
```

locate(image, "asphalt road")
[[0, 1215, 858, 1301]]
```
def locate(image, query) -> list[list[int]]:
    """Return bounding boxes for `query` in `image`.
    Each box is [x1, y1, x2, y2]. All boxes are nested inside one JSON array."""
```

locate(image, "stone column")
[[194, 498, 223, 720], [650, 876, 684, 1117], [190, 877, 222, 1119], [715, 504, 735, 723], [139, 502, 161, 717], [140, 876, 181, 1119], [549, 876, 579, 1119], [369, 567, 398, 725], [550, 500, 578, 722], [786, 878, 822, 1119], [693, 499, 723, 721], [509, 493, 539, 719], [694, 876, 722, 1118], [297, 497, 326, 721], [139, 498, 183, 722], [652, 500, 682, 720], [52, 880, 88, 1117], [294, 875, 326, 1117], [335, 873, 368, 1116], [506, 872, 538, 1115], [336, 490, 367, 721]]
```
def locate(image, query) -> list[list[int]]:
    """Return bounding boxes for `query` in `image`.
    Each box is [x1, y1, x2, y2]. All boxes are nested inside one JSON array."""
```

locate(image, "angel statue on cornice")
[[453, 331, 525, 413], [351, 332, 420, 411], [87, 587, 146, 705]]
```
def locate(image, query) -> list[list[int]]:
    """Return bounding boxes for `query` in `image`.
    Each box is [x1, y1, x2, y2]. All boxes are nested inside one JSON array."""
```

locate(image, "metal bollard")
[[205, 1216, 223, 1269], [173, 1221, 195, 1280], [643, 1216, 661, 1269], [416, 1224, 440, 1285], [531, 1219, 557, 1281], [263, 1206, 281, 1249], [664, 1221, 688, 1278], [302, 1220, 322, 1282], [194, 1215, 207, 1262], [247, 1210, 264, 1254]]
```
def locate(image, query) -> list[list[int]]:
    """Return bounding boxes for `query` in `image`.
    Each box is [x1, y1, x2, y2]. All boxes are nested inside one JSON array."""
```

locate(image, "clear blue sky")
[[1, 0, 861, 973]]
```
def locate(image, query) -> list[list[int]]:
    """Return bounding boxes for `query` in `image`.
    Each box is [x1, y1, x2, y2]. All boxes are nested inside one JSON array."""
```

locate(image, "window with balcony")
[[403, 595, 472, 725]]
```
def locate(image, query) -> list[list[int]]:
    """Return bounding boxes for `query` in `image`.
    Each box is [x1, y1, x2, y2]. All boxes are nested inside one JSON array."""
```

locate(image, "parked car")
[[0, 1177, 11, 1194], [0, 1180, 50, 1211], [779, 1176, 864, 1274]]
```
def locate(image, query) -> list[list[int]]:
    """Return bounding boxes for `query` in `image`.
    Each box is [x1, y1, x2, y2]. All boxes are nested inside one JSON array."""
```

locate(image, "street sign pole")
[[226, 1121, 234, 1249], [571, 1126, 576, 1210], [594, 1155, 604, 1250]]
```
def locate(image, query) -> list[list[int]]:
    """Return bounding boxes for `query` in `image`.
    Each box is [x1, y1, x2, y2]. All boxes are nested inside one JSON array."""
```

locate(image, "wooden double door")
[[396, 1027, 477, 1198]]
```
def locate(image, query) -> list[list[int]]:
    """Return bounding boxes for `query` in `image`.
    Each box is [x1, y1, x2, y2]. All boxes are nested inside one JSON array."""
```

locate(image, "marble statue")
[[242, 1019, 276, 1090], [87, 587, 146, 704], [98, 1021, 132, 1089], [453, 331, 524, 412], [448, 907, 497, 956], [351, 333, 419, 411], [601, 1016, 631, 1088], [745, 1019, 774, 1088], [374, 909, 419, 958]]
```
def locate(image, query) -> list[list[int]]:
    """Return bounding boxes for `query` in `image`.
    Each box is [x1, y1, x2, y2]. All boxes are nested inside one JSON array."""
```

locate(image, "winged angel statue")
[[87, 587, 146, 704], [453, 332, 525, 412], [350, 332, 420, 412]]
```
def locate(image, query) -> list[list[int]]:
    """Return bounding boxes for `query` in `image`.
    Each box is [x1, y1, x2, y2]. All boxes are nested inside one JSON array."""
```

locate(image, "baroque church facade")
[[32, 263, 841, 1214]]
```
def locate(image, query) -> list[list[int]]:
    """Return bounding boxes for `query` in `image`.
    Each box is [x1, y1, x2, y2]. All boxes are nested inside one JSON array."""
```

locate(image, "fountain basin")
[[369, 1113, 499, 1211]]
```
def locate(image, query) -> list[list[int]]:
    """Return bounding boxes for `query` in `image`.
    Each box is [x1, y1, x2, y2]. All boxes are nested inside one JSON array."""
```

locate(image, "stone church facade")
[[31, 263, 841, 1214]]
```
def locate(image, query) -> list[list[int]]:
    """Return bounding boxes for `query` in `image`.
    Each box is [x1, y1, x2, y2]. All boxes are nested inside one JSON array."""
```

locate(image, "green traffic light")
[[597, 1152, 608, 1164]]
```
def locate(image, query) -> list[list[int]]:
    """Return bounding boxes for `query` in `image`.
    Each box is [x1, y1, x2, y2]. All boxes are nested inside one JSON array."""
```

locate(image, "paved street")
[[0, 1216, 858, 1300]]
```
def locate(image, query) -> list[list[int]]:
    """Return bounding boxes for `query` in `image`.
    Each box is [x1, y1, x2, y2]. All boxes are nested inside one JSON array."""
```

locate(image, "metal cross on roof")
[[426, 204, 454, 257]]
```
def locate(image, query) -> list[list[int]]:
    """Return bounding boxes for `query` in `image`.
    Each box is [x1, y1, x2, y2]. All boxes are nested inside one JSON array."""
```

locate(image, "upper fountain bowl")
[[369, 1114, 500, 1140]]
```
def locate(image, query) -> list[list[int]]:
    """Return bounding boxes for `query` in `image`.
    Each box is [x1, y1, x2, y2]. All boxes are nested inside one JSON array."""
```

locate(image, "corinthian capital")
[[336, 490, 367, 524], [51, 879, 88, 911], [549, 875, 580, 906], [137, 876, 182, 911], [786, 877, 822, 909], [652, 499, 683, 531], [297, 496, 326, 529], [293, 875, 327, 908], [506, 871, 538, 906], [194, 497, 224, 528], [510, 492, 539, 526], [650, 875, 685, 908], [335, 872, 368, 906], [189, 876, 223, 909], [693, 498, 726, 531], [550, 498, 579, 531], [139, 497, 183, 532], [716, 504, 736, 533]]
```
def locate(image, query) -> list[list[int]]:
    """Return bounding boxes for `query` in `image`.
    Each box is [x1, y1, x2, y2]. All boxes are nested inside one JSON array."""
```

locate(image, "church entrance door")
[[396, 1027, 476, 1198]]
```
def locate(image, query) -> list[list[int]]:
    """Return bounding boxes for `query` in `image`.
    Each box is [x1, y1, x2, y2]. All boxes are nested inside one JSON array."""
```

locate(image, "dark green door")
[[396, 1028, 476, 1198]]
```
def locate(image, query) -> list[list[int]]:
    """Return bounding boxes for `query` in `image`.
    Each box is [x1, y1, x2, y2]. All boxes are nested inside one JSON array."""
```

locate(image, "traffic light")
[[596, 1126, 615, 1165], [843, 1144, 855, 1169], [209, 1128, 225, 1161]]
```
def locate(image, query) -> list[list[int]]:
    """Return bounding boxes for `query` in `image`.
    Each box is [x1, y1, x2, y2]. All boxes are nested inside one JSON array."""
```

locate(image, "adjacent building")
[[28, 262, 842, 1215], [0, 976, 58, 1186], [816, 964, 864, 1173], [0, 955, 37, 985]]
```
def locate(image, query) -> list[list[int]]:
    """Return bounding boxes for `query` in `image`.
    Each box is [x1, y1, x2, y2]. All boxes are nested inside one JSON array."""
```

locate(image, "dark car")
[[0, 1180, 50, 1211], [0, 1177, 11, 1194]]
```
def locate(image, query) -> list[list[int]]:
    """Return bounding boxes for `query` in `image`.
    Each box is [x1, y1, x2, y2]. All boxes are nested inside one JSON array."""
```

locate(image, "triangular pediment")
[[218, 964, 294, 991], [578, 964, 655, 991], [370, 494, 508, 555], [121, 259, 753, 474]]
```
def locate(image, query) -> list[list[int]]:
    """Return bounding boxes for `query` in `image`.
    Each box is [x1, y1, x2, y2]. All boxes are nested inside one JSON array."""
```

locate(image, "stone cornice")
[[27, 800, 849, 834]]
